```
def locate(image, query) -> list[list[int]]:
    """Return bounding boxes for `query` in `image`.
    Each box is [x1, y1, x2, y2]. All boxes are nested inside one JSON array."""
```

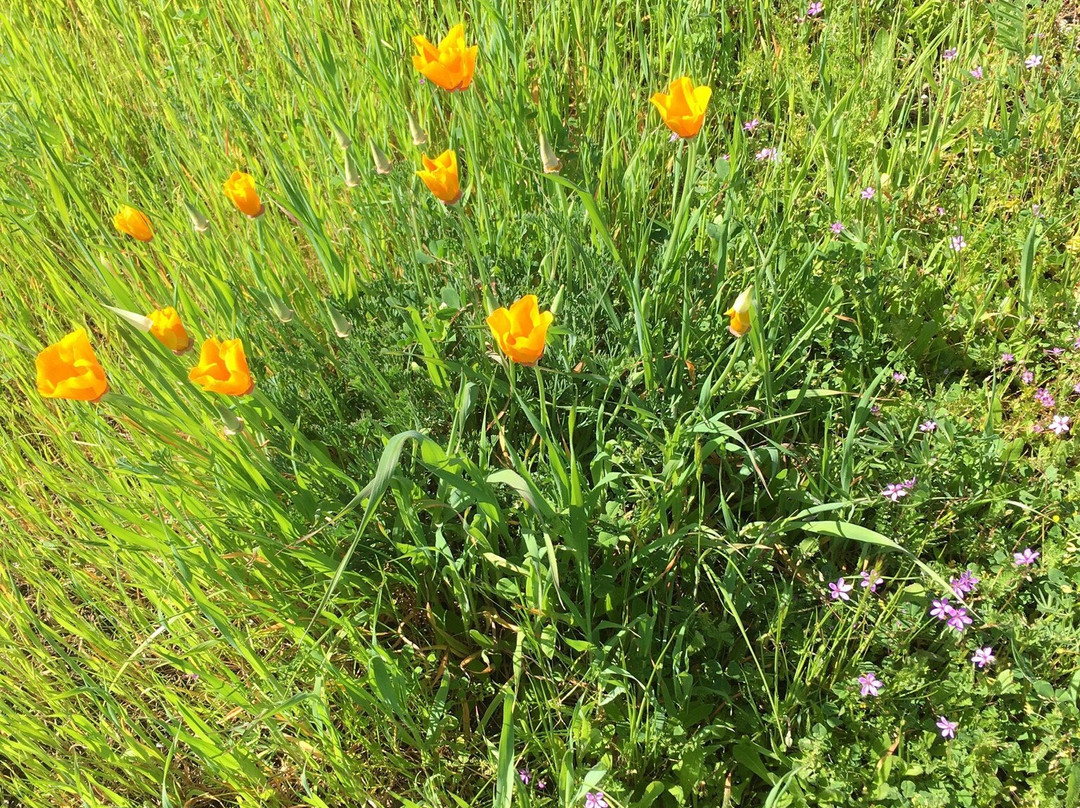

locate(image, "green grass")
[[2, 0, 1080, 805]]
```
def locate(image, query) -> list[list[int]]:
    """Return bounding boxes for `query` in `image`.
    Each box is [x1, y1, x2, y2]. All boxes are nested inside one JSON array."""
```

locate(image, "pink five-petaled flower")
[[930, 596, 954, 620], [936, 717, 958, 739], [1021, 370, 1035, 384], [858, 672, 883, 697], [829, 577, 854, 601], [882, 483, 908, 502], [861, 187, 876, 200], [1034, 388, 1055, 408], [970, 66, 984, 79], [860, 569, 884, 592], [881, 483, 907, 501], [807, 1, 823, 17], [755, 147, 780, 162], [830, 221, 844, 234], [1000, 352, 1015, 364], [944, 48, 958, 61], [951, 570, 979, 599], [902, 477, 917, 490], [743, 118, 760, 133], [519, 769, 531, 786], [893, 371, 907, 383], [1047, 347, 1065, 357], [919, 420, 937, 432], [949, 236, 966, 252], [1025, 54, 1043, 69], [1050, 415, 1071, 436], [1014, 548, 1039, 566], [537, 780, 547, 790], [972, 647, 995, 668], [585, 792, 609, 808], [947, 608, 973, 633]]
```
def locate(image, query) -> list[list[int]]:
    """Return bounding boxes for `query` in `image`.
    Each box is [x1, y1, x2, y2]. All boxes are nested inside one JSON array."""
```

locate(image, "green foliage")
[[1, 0, 1080, 806]]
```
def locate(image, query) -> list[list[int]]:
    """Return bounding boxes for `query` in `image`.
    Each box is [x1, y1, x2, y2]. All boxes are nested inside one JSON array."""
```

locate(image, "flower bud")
[[332, 123, 352, 151], [184, 200, 210, 233], [539, 131, 562, 174], [370, 140, 392, 175], [407, 109, 428, 146], [345, 150, 361, 188]]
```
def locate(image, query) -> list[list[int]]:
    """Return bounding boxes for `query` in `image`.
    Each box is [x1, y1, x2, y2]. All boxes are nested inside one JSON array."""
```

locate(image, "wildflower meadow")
[[3, 0, 1080, 806]]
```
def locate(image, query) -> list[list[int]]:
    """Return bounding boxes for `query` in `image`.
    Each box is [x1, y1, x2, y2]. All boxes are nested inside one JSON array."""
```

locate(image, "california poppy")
[[412, 24, 477, 91], [417, 150, 461, 204], [147, 307, 192, 353], [113, 205, 154, 242], [725, 286, 752, 337], [486, 295, 554, 365], [223, 171, 263, 217], [188, 338, 254, 396], [36, 328, 109, 401], [650, 77, 712, 139]]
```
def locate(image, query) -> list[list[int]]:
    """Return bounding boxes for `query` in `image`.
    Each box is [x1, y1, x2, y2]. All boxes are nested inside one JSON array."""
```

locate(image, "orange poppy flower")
[[147, 307, 192, 353], [223, 171, 263, 217], [486, 295, 554, 365], [650, 77, 712, 139], [412, 24, 477, 91], [36, 328, 109, 401], [113, 205, 154, 242], [188, 338, 254, 396], [417, 150, 461, 204]]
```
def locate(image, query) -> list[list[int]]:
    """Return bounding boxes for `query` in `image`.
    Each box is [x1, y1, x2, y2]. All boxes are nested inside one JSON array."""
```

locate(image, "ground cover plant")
[[2, 0, 1080, 805]]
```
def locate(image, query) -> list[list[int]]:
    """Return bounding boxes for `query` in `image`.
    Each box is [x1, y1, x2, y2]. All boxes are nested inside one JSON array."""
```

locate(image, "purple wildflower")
[[669, 131, 680, 143], [949, 235, 966, 252], [1000, 352, 1015, 365], [831, 221, 845, 234], [744, 118, 761, 133], [935, 206, 946, 216], [930, 596, 954, 620], [1073, 337, 1080, 352], [829, 578, 854, 601], [755, 147, 777, 162], [858, 672, 883, 697], [919, 420, 937, 432], [943, 48, 958, 62], [537, 780, 547, 790], [721, 153, 730, 161], [971, 647, 995, 668], [970, 66, 984, 79], [882, 483, 908, 502], [1050, 415, 1071, 436], [519, 769, 531, 786], [870, 404, 881, 416], [585, 792, 609, 808], [1014, 548, 1039, 566], [1025, 54, 1043, 69], [947, 608, 973, 633], [893, 371, 907, 383], [1047, 347, 1065, 357], [901, 477, 917, 490], [950, 570, 979, 598], [1032, 423, 1045, 434], [1034, 388, 1055, 408], [861, 187, 876, 200], [1021, 370, 1035, 385], [807, 1, 823, 16], [936, 716, 958, 739], [860, 569, 884, 592], [1073, 381, 1080, 395]]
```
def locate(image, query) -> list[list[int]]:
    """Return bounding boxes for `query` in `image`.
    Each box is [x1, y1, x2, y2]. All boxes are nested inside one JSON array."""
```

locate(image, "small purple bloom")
[[519, 769, 531, 786], [831, 221, 845, 234], [930, 596, 954, 620], [858, 672, 883, 697], [950, 570, 979, 598], [1021, 370, 1035, 385], [970, 66, 984, 79], [585, 792, 609, 808], [943, 48, 958, 62], [870, 404, 881, 416], [1073, 381, 1080, 395], [893, 371, 907, 383], [949, 236, 966, 252], [935, 206, 946, 216], [947, 608, 973, 633], [901, 477, 917, 490], [1000, 352, 1015, 365], [936, 716, 958, 739], [669, 131, 680, 143], [860, 569, 884, 592], [1034, 388, 1055, 408], [1032, 204, 1042, 217], [537, 780, 547, 790], [829, 577, 854, 601], [861, 187, 876, 200], [1014, 548, 1040, 566], [971, 647, 995, 668], [882, 483, 908, 502], [1032, 423, 1045, 434], [1025, 54, 1043, 69], [1047, 347, 1065, 357], [1073, 337, 1080, 352], [721, 153, 730, 161], [807, 1, 823, 17], [1050, 415, 1071, 436], [919, 420, 937, 433], [744, 118, 761, 133]]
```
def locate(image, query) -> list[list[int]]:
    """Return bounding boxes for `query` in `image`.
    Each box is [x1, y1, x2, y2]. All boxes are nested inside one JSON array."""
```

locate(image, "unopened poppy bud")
[[345, 150, 361, 188], [184, 200, 211, 233], [539, 131, 562, 174], [216, 403, 245, 436], [329, 305, 352, 338], [407, 109, 428, 146], [332, 123, 352, 151], [268, 294, 295, 323], [370, 140, 392, 175]]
